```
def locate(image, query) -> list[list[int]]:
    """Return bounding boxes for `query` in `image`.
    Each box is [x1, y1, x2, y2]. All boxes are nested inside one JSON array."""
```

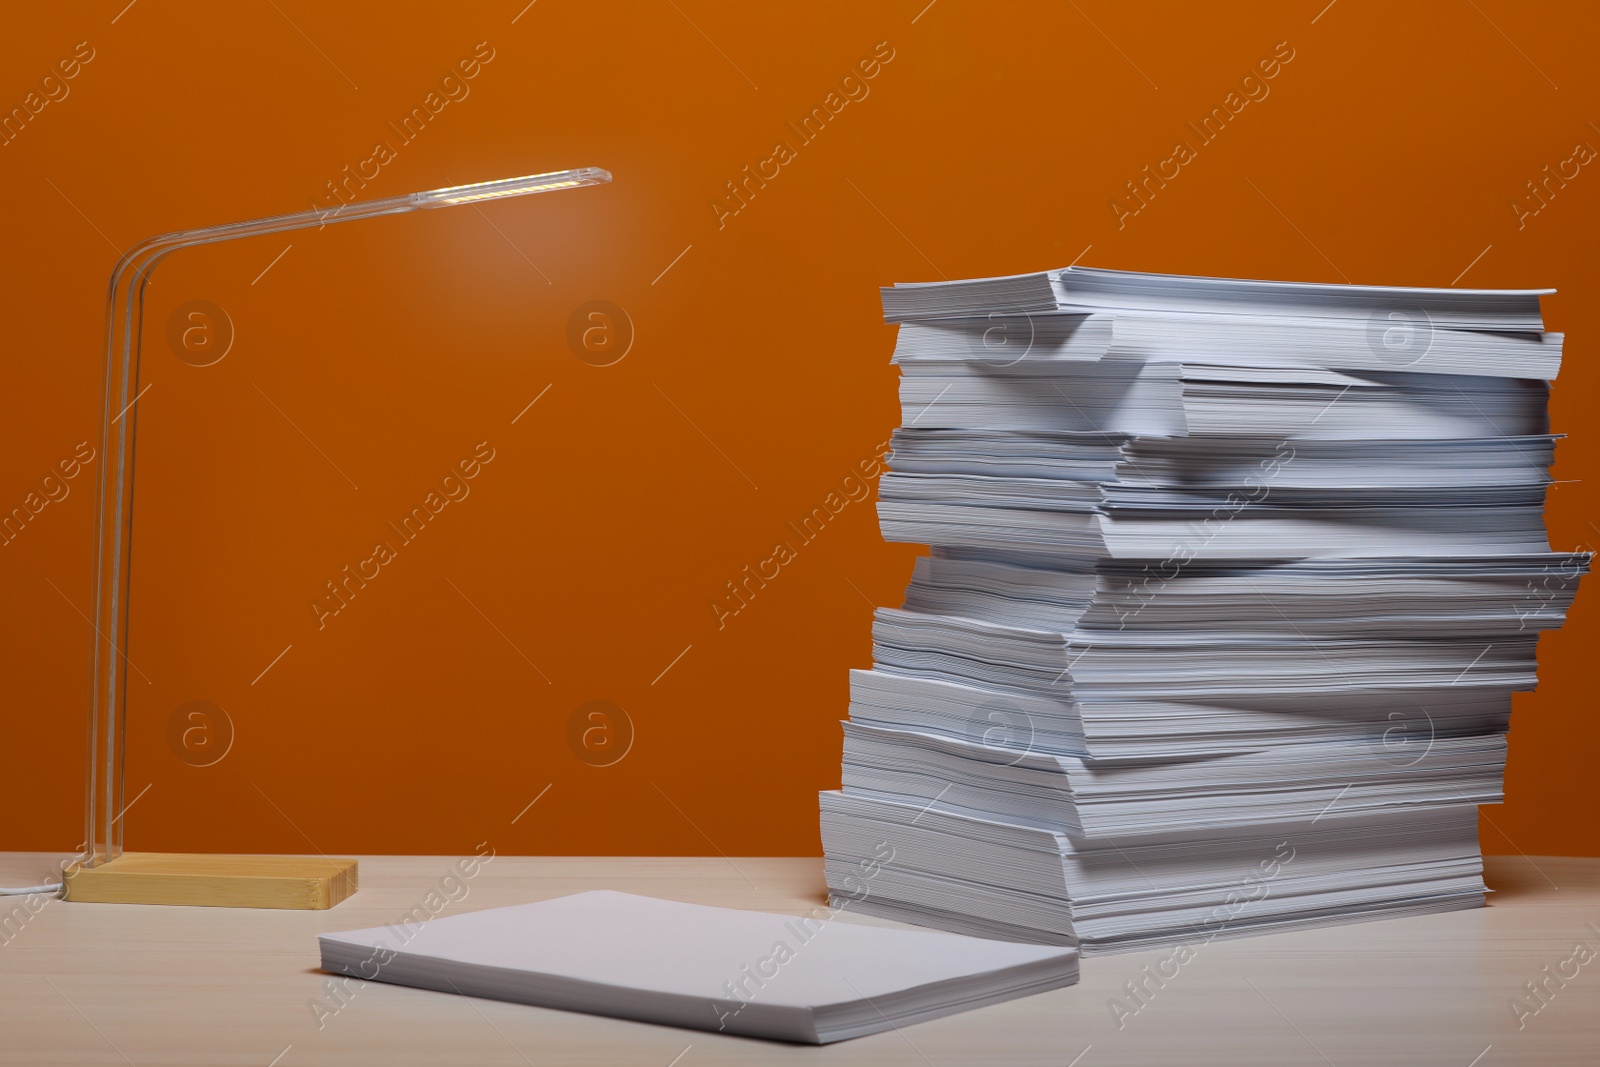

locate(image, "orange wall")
[[1, 1, 1595, 859]]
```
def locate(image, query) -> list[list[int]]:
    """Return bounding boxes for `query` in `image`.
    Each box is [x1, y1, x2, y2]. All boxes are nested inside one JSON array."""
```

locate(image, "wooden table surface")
[[1, 852, 1596, 1065]]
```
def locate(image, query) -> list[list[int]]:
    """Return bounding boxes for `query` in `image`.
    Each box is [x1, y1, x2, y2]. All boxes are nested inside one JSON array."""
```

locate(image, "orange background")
[[1, 1, 1595, 860]]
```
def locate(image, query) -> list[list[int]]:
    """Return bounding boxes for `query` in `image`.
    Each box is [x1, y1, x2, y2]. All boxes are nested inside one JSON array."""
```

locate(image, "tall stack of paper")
[[821, 266, 1589, 955]]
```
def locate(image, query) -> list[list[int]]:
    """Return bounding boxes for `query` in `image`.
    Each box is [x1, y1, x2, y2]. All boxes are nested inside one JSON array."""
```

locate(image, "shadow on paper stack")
[[820, 267, 1590, 955]]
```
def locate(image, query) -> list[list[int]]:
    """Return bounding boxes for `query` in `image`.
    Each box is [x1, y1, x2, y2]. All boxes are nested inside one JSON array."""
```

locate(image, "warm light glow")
[[432, 182, 579, 204], [84, 162, 612, 867], [412, 168, 611, 208]]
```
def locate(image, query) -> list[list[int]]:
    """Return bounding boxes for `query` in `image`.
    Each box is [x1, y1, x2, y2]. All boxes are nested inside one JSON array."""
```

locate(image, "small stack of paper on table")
[[319, 890, 1078, 1043]]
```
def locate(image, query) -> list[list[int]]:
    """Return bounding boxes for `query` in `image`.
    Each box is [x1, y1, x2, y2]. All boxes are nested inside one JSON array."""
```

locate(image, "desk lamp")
[[59, 167, 611, 908]]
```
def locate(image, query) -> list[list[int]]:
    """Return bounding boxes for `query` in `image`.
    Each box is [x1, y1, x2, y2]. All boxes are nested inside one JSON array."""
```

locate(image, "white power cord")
[[0, 884, 65, 896]]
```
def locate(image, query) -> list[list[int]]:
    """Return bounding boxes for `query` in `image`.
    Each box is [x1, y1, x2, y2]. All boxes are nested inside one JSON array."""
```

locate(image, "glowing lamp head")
[[412, 167, 612, 208]]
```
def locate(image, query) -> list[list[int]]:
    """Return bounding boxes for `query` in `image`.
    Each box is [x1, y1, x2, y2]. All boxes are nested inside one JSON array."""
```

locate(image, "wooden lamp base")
[[62, 852, 358, 909]]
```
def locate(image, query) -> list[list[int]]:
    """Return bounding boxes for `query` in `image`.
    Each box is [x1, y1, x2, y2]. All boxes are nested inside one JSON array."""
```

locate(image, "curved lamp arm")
[[85, 167, 611, 866]]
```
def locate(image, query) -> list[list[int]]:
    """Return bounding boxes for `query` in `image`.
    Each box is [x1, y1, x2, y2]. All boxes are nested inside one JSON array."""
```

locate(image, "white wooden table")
[[1, 853, 1595, 1065]]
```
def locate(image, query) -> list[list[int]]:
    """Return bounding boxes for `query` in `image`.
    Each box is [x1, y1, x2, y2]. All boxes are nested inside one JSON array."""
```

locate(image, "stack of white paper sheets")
[[822, 266, 1590, 954]]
